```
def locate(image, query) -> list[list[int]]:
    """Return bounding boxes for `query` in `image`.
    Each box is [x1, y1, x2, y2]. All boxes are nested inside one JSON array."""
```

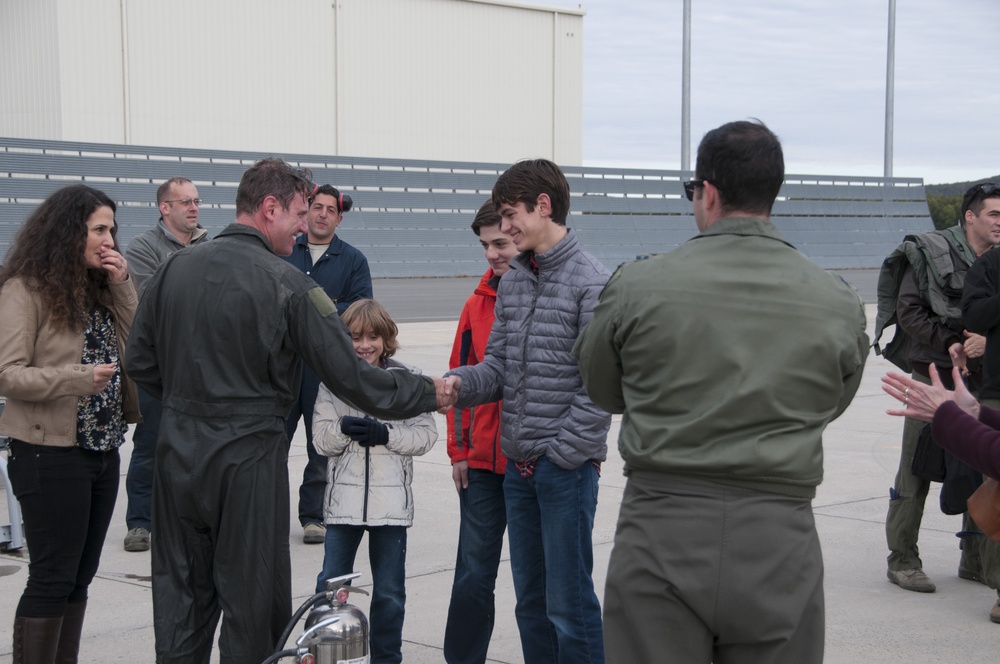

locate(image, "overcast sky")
[[543, 0, 999, 185]]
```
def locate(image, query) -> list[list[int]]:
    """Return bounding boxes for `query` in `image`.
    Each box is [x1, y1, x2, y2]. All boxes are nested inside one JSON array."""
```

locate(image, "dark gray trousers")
[[151, 414, 292, 664], [604, 472, 824, 664]]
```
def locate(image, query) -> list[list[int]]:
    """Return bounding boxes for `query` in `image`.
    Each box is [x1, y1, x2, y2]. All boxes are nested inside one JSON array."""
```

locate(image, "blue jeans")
[[317, 524, 407, 664], [125, 386, 161, 531], [444, 469, 507, 664], [285, 374, 328, 526], [504, 457, 604, 664]]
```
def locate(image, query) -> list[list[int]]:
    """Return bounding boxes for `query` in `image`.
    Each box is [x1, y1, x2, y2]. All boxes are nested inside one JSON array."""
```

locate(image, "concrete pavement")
[[1, 304, 998, 662]]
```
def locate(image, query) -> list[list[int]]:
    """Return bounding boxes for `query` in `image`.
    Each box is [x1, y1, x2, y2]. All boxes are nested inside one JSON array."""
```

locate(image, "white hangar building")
[[0, 0, 584, 165]]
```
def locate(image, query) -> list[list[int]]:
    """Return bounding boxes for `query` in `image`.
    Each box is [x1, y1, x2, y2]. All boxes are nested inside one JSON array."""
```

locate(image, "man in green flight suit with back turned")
[[575, 120, 869, 664]]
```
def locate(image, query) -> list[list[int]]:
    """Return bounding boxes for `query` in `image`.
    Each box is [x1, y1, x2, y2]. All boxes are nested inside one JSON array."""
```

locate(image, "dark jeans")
[[285, 375, 328, 526], [125, 386, 161, 531], [317, 525, 407, 664], [7, 440, 119, 617], [504, 457, 604, 664], [444, 469, 507, 664]]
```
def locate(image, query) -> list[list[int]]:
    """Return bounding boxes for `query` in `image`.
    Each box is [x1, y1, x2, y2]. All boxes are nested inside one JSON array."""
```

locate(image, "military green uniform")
[[575, 216, 868, 663], [126, 223, 436, 664]]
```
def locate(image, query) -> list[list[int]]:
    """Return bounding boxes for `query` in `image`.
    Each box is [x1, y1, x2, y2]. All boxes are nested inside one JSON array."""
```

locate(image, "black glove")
[[340, 415, 390, 447]]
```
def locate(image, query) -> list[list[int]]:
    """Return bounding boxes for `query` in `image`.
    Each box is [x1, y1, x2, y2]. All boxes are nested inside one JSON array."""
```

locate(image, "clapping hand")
[[882, 364, 979, 422], [948, 341, 969, 376], [963, 331, 986, 360]]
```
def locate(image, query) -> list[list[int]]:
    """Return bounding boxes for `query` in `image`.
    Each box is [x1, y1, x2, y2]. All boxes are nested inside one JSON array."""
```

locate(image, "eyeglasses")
[[683, 179, 708, 201], [164, 198, 203, 207]]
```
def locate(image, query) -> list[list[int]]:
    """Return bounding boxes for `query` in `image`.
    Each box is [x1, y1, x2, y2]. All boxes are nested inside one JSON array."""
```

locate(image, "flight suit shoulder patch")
[[307, 286, 337, 318]]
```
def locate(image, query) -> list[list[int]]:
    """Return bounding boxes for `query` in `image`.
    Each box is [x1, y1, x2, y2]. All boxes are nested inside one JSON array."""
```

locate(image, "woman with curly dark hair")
[[0, 184, 140, 663]]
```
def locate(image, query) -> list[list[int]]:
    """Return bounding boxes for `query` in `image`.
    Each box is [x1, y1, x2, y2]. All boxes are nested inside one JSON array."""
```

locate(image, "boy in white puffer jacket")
[[312, 299, 438, 664]]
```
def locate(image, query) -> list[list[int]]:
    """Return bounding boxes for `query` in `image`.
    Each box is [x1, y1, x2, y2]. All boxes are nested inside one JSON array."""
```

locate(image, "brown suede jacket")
[[0, 276, 141, 446]]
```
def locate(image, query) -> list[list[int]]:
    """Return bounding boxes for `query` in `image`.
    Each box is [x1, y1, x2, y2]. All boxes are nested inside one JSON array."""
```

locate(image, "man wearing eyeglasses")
[[121, 176, 209, 553], [575, 120, 868, 663], [956, 182, 1000, 624], [875, 182, 1000, 596]]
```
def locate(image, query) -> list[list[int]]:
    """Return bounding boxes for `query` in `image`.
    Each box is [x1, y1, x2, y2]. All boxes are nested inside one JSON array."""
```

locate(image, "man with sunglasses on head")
[[575, 120, 868, 663], [121, 177, 210, 553], [877, 183, 1000, 596], [283, 183, 372, 545], [956, 182, 1000, 624]]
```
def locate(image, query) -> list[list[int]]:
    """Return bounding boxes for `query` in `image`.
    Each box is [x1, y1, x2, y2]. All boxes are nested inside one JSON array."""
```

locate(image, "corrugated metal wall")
[[0, 0, 583, 165], [0, 0, 64, 139], [552, 9, 583, 164], [57, 0, 127, 143], [0, 137, 936, 275], [121, 0, 335, 154]]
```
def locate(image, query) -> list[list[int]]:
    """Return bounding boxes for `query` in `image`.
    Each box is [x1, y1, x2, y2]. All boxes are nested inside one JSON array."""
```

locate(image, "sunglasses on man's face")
[[683, 179, 707, 201]]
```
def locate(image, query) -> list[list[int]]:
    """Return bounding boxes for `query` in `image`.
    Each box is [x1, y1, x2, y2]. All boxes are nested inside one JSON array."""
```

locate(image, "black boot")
[[12, 615, 63, 664], [55, 601, 87, 664]]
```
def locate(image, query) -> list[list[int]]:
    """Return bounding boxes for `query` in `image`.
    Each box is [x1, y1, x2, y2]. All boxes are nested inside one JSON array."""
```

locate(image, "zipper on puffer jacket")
[[513, 282, 541, 443], [363, 445, 370, 522]]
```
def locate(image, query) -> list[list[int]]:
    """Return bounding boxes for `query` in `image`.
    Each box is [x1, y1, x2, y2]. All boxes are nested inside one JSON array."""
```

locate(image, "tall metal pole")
[[120, 0, 131, 144], [884, 0, 896, 178], [681, 0, 692, 172]]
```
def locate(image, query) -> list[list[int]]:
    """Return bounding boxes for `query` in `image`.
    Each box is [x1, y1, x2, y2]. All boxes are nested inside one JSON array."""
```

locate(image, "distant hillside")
[[925, 176, 1000, 197], [924, 176, 1000, 229]]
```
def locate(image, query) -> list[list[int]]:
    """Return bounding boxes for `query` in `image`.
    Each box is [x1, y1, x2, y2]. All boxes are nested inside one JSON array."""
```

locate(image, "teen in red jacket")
[[443, 201, 519, 664]]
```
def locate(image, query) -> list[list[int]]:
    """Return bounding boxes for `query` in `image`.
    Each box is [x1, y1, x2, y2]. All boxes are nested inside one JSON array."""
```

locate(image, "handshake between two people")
[[431, 375, 462, 414], [343, 376, 461, 443]]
